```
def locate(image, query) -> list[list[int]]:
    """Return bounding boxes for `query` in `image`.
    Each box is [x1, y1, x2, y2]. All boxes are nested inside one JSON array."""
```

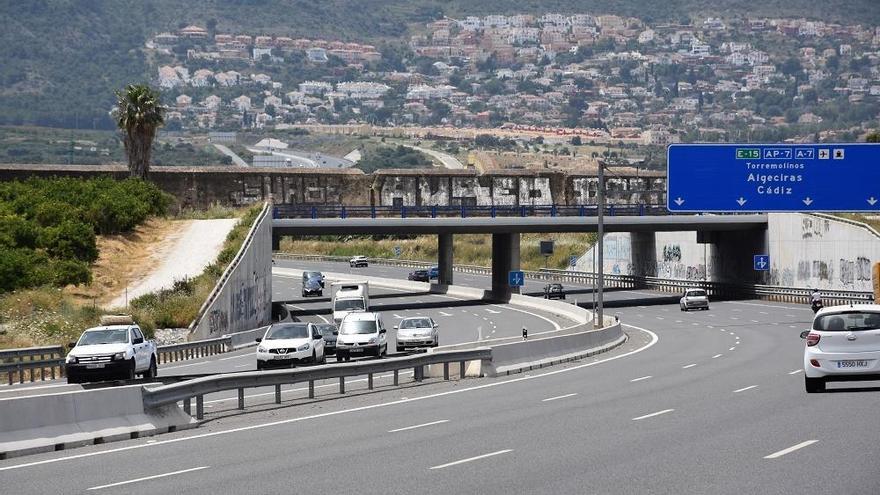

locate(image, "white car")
[[65, 320, 157, 383], [680, 288, 709, 311], [349, 256, 368, 268], [802, 304, 880, 393], [395, 316, 439, 352], [335, 312, 388, 361], [256, 322, 325, 370]]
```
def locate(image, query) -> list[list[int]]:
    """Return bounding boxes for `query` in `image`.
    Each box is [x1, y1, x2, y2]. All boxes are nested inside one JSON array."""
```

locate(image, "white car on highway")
[[335, 312, 388, 361], [395, 316, 439, 352], [802, 304, 880, 393], [349, 256, 369, 268], [679, 288, 709, 311], [256, 322, 325, 370]]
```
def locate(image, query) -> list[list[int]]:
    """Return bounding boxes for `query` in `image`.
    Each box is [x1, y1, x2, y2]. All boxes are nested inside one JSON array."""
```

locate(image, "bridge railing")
[[156, 337, 233, 364], [273, 204, 669, 219], [143, 348, 492, 419], [0, 346, 66, 385]]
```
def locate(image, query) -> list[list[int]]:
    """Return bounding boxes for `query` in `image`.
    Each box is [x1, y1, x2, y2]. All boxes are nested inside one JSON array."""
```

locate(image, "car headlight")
[[257, 346, 267, 353], [297, 344, 310, 352], [66, 355, 78, 364], [368, 337, 378, 344], [112, 352, 126, 361]]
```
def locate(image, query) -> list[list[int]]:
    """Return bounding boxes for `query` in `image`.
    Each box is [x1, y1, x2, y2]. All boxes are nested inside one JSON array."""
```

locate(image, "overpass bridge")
[[272, 214, 769, 299]]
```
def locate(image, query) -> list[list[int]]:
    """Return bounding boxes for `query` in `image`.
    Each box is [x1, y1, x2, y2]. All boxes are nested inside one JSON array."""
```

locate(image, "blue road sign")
[[754, 255, 770, 271], [569, 255, 578, 267], [393, 246, 402, 257], [508, 270, 525, 287], [667, 143, 880, 212]]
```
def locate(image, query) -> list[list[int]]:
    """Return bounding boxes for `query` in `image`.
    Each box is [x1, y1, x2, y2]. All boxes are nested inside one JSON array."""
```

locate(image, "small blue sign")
[[393, 246, 402, 257], [667, 143, 880, 212], [569, 255, 578, 267], [754, 255, 770, 271], [508, 271, 525, 287]]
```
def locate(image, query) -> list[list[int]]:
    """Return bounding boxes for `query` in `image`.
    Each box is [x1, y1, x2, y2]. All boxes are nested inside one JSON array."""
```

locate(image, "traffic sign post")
[[393, 246, 402, 258], [753, 255, 770, 271], [569, 255, 578, 268], [508, 271, 525, 287], [667, 143, 880, 212]]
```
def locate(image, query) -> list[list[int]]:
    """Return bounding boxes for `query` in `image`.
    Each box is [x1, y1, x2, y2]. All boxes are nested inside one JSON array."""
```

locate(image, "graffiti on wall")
[[801, 217, 830, 240], [207, 309, 229, 336], [662, 244, 682, 262]]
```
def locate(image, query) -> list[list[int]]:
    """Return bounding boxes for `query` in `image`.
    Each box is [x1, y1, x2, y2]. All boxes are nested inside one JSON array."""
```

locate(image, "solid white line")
[[682, 363, 697, 369], [632, 409, 674, 421], [727, 301, 811, 311], [485, 309, 501, 314], [712, 354, 723, 359], [729, 347, 736, 351], [0, 325, 658, 473], [542, 393, 578, 402], [788, 369, 803, 375], [429, 450, 513, 470], [87, 466, 210, 490], [629, 375, 652, 382], [388, 420, 449, 433], [764, 440, 818, 459], [733, 385, 758, 393]]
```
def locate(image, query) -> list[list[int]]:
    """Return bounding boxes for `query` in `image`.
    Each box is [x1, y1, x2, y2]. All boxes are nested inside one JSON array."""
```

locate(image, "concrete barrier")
[[0, 385, 196, 460]]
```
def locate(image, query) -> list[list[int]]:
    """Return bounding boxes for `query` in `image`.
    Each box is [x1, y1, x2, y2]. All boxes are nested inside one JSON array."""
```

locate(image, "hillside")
[[1, 0, 878, 129]]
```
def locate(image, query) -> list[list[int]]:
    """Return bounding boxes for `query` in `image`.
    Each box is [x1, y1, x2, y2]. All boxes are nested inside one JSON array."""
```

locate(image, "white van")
[[335, 312, 387, 361], [331, 281, 369, 325]]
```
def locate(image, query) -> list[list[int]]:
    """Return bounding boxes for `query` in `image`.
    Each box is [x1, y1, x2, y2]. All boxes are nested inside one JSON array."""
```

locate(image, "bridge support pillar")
[[271, 233, 281, 251], [630, 232, 657, 278], [438, 233, 454, 286], [491, 233, 520, 301]]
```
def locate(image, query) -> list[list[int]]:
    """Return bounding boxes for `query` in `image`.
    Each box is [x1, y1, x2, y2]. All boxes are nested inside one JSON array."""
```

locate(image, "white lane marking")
[[542, 393, 578, 402], [393, 314, 405, 319], [759, 312, 768, 315], [0, 325, 658, 473], [727, 301, 810, 311], [712, 354, 723, 359], [733, 385, 758, 393], [675, 320, 683, 323], [691, 323, 699, 326], [682, 364, 697, 369], [429, 450, 513, 470], [218, 353, 251, 361], [632, 409, 674, 421], [750, 320, 759, 323], [87, 466, 210, 490], [764, 440, 819, 459], [438, 312, 453, 317], [729, 347, 736, 351], [485, 308, 501, 314], [788, 369, 803, 375], [234, 364, 250, 368], [161, 361, 212, 371], [388, 420, 449, 433], [286, 304, 329, 324], [656, 317, 665, 320], [730, 317, 740, 320], [0, 383, 74, 393], [629, 375, 652, 382], [490, 304, 563, 331]]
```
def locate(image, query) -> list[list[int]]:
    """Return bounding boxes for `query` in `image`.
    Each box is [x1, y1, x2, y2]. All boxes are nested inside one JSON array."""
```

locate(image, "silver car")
[[680, 288, 709, 311], [395, 317, 439, 352]]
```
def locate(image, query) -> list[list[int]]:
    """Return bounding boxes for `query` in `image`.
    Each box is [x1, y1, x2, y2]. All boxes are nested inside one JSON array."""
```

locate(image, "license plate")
[[350, 348, 363, 353], [274, 355, 293, 360], [86, 363, 105, 369], [837, 360, 869, 368]]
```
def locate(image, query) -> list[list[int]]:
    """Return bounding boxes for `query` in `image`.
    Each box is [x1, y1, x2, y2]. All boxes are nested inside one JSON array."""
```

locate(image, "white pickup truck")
[[65, 315, 158, 383]]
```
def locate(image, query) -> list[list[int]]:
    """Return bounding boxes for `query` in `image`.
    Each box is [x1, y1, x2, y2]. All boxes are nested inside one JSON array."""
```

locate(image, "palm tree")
[[114, 84, 165, 179]]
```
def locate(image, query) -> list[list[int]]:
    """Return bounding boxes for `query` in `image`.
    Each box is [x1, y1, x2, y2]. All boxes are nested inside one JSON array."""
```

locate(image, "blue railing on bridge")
[[273, 204, 668, 220]]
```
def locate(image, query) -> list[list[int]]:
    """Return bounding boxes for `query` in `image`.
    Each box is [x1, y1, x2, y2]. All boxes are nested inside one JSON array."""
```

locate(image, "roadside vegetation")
[[279, 233, 596, 271]]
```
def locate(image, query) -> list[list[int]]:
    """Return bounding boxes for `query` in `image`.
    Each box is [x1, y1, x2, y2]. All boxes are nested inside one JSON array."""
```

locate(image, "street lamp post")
[[595, 160, 605, 328]]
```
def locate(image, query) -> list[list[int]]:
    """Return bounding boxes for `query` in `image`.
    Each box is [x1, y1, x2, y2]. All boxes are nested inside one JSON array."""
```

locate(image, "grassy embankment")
[[280, 232, 596, 271]]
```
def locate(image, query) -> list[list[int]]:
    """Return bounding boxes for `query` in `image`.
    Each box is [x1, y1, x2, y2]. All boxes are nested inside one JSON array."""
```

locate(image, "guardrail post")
[[393, 369, 399, 386], [371, 206, 376, 218], [609, 205, 616, 216], [196, 395, 204, 420], [17, 362, 23, 384], [275, 384, 282, 404], [490, 205, 496, 218], [443, 362, 449, 380], [460, 361, 466, 379], [309, 380, 315, 399], [639, 203, 645, 216], [341, 206, 347, 219], [401, 206, 407, 219], [551, 205, 557, 217], [520, 205, 527, 217], [238, 388, 245, 410], [183, 397, 191, 415], [368, 373, 374, 390], [339, 377, 345, 394], [414, 365, 423, 382], [311, 207, 317, 219], [432, 205, 437, 218]]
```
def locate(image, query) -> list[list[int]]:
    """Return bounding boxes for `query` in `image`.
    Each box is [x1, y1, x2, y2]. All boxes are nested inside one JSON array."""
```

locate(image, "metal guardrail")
[[273, 204, 668, 220], [0, 346, 65, 385], [143, 348, 492, 419], [156, 337, 232, 364]]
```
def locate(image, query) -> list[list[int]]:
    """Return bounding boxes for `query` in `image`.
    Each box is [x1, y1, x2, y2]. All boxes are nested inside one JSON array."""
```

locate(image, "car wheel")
[[805, 377, 825, 393], [67, 375, 80, 384], [145, 357, 157, 379], [397, 346, 404, 353], [312, 351, 317, 364], [336, 354, 343, 362], [126, 359, 136, 380], [257, 361, 263, 371], [319, 351, 326, 364], [318, 291, 322, 297], [680, 304, 687, 312]]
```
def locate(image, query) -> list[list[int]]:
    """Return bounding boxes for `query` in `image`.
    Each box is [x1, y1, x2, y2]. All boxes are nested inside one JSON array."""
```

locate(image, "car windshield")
[[304, 279, 321, 288], [265, 324, 310, 340], [316, 324, 337, 337], [400, 318, 432, 329], [687, 290, 707, 297], [340, 320, 377, 334], [335, 299, 365, 311], [815, 311, 880, 331], [304, 272, 322, 280], [78, 328, 129, 345]]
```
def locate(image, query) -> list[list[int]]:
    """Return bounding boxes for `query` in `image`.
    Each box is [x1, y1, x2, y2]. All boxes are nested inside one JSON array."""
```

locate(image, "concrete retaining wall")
[[190, 203, 273, 340], [0, 385, 195, 459]]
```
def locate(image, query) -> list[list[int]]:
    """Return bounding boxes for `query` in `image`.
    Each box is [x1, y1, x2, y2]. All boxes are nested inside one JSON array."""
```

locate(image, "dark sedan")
[[316, 323, 338, 354], [302, 277, 323, 297], [408, 269, 430, 282], [544, 283, 565, 300]]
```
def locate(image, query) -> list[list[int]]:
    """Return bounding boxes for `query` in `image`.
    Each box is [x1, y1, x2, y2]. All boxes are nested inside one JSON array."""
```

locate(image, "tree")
[[114, 84, 165, 179], [867, 132, 880, 143]]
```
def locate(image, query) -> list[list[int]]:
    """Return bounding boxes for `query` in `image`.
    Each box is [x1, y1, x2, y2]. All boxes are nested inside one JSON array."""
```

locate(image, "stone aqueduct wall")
[[0, 165, 666, 209]]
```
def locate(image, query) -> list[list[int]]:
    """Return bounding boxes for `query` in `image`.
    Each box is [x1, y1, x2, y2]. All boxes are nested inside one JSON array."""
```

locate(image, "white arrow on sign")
[[803, 197, 813, 206], [736, 197, 747, 206], [869, 197, 878, 206], [674, 197, 685, 206]]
